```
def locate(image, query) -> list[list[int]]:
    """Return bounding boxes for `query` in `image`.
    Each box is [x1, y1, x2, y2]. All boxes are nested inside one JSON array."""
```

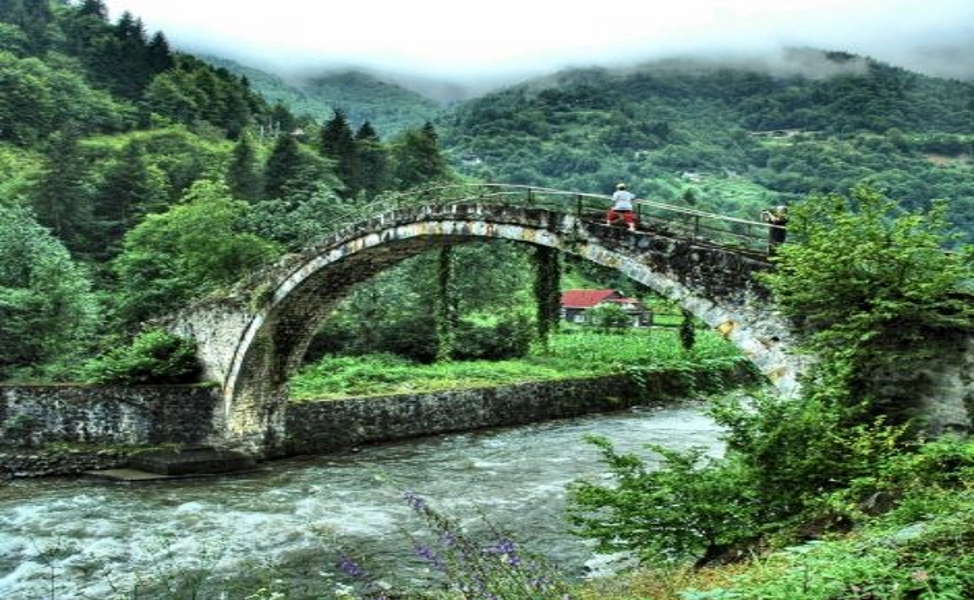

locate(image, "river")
[[0, 403, 725, 599]]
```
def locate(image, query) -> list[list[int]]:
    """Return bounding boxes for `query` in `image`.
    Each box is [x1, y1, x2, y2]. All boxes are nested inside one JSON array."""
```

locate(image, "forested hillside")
[[2, 0, 972, 384], [0, 0, 456, 382], [438, 51, 974, 239], [202, 55, 443, 135]]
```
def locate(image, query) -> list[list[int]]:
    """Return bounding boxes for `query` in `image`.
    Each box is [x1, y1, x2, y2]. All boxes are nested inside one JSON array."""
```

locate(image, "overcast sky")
[[101, 0, 974, 84]]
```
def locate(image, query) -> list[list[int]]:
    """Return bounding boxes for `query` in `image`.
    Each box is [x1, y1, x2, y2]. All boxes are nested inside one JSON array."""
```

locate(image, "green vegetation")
[[2, 3, 972, 599], [440, 54, 974, 243], [81, 329, 199, 385], [0, 1, 462, 379], [292, 328, 749, 400], [202, 56, 443, 136], [564, 190, 973, 599]]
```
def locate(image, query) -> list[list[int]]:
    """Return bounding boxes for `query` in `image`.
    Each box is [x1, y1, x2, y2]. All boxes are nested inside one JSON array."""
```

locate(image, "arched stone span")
[[166, 203, 806, 453]]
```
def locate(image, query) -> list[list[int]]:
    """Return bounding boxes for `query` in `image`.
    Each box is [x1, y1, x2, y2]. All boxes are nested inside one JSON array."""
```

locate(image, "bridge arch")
[[167, 201, 805, 453]]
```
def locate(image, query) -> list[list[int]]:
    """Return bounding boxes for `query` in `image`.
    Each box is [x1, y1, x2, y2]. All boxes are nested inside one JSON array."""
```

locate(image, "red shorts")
[[607, 209, 636, 225]]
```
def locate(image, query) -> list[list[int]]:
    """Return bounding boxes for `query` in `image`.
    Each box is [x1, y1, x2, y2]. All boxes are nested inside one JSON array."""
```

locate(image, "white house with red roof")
[[560, 289, 653, 327]]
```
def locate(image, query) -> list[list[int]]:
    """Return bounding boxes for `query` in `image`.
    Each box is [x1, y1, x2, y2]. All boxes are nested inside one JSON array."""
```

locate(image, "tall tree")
[[392, 121, 449, 190], [263, 132, 332, 204], [227, 130, 263, 202], [761, 185, 974, 420], [145, 30, 174, 74], [110, 10, 151, 99], [92, 140, 164, 258], [0, 204, 100, 380], [111, 180, 281, 328], [77, 0, 109, 20], [0, 0, 54, 55], [355, 121, 389, 198], [319, 109, 359, 198], [30, 131, 96, 254], [264, 132, 303, 200]]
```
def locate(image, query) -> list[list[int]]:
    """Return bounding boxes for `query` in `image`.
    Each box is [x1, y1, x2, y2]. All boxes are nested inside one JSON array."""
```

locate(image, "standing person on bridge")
[[607, 183, 637, 231], [761, 204, 789, 253]]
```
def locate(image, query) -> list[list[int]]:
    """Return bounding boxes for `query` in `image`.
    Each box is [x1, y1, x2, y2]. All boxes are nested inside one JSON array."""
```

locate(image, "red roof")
[[561, 289, 623, 308]]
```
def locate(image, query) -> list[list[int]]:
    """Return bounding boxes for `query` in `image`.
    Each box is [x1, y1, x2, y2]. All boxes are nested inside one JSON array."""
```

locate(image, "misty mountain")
[[435, 50, 974, 240], [201, 55, 444, 136]]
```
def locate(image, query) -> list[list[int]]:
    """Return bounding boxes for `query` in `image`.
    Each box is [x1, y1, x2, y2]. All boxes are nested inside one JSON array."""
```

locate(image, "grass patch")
[[290, 329, 747, 401]]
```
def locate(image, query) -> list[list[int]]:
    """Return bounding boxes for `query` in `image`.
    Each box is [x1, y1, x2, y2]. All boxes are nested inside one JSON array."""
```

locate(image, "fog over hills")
[[103, 0, 974, 101]]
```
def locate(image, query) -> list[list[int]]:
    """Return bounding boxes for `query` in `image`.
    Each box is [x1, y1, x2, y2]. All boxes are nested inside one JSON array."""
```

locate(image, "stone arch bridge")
[[164, 185, 805, 454]]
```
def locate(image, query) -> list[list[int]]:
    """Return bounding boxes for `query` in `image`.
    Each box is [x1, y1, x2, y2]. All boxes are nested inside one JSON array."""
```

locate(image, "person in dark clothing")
[[761, 205, 789, 252]]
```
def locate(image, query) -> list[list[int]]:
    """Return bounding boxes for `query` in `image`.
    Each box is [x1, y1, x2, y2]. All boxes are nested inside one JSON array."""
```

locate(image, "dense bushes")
[[566, 188, 972, 570], [81, 330, 199, 385]]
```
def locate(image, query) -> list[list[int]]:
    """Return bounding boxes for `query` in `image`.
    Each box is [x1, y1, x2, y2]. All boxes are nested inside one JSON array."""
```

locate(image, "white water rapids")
[[0, 403, 724, 599]]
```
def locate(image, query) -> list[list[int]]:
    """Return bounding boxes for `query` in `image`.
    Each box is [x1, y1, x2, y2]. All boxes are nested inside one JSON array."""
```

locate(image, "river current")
[[0, 403, 724, 599]]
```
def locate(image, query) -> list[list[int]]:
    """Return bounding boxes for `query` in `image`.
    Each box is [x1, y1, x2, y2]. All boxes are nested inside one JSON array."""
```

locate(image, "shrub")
[[82, 330, 200, 384], [567, 436, 762, 566], [453, 314, 533, 361]]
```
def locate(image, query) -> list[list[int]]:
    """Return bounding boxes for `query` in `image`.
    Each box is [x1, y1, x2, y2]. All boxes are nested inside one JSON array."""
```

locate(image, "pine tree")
[[227, 131, 263, 202], [92, 140, 162, 258], [110, 11, 151, 99], [146, 31, 174, 74], [393, 121, 448, 190], [355, 121, 389, 198], [319, 109, 359, 198], [30, 131, 96, 255], [0, 0, 54, 55], [77, 0, 109, 20], [264, 133, 303, 200]]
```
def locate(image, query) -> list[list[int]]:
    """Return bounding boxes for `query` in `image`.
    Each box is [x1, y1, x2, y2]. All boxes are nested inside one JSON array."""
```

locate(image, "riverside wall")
[[0, 384, 221, 477], [283, 376, 643, 455], [0, 375, 651, 478]]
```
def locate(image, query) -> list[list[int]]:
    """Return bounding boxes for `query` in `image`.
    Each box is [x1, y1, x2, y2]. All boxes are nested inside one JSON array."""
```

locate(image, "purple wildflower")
[[337, 554, 365, 578], [439, 530, 458, 547], [413, 544, 446, 571], [402, 489, 426, 512]]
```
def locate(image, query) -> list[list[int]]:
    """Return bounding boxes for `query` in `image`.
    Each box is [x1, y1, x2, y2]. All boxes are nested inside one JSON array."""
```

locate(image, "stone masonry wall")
[[0, 385, 220, 448], [284, 376, 643, 455]]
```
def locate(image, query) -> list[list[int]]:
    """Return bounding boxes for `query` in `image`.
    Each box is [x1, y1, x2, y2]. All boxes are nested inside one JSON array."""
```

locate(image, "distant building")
[[560, 289, 653, 328]]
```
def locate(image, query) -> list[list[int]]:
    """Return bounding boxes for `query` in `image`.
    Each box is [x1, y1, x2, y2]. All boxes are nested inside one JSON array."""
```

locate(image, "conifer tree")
[[227, 131, 263, 202], [355, 121, 389, 198], [77, 0, 109, 20], [319, 109, 359, 198], [393, 121, 448, 190], [263, 133, 329, 202], [146, 31, 174, 74], [264, 132, 303, 201], [0, 0, 54, 55], [93, 140, 163, 258], [30, 131, 96, 255], [110, 11, 151, 99]]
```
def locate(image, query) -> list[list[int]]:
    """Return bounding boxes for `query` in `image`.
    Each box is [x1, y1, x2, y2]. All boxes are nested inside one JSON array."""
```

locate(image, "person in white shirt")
[[606, 183, 637, 231]]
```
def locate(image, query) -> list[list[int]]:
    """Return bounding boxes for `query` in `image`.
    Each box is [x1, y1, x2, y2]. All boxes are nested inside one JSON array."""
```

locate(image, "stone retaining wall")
[[284, 376, 641, 454], [0, 385, 220, 448]]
